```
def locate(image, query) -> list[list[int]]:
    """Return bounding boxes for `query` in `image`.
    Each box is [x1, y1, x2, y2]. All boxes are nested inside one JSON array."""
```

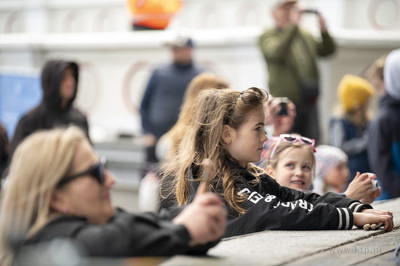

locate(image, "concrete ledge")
[[162, 198, 400, 266]]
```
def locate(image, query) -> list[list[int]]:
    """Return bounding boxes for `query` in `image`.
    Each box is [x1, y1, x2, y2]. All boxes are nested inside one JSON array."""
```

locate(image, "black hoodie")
[[10, 60, 90, 155]]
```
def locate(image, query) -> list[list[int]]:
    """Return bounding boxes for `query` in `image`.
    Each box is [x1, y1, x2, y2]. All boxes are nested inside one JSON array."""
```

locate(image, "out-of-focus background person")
[[0, 123, 10, 180], [258, 0, 336, 144], [10, 60, 90, 159], [140, 34, 205, 176], [329, 74, 374, 184], [127, 0, 182, 31], [368, 48, 400, 200]]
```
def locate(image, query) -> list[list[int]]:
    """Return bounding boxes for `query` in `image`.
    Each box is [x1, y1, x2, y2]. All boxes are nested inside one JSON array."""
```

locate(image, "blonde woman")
[[157, 72, 229, 161], [0, 126, 226, 265], [155, 72, 229, 209]]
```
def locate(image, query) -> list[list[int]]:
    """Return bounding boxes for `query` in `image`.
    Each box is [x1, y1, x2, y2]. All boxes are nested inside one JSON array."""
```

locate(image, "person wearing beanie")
[[368, 48, 400, 200], [338, 74, 374, 113], [313, 145, 381, 204], [329, 74, 374, 185], [314, 144, 349, 195]]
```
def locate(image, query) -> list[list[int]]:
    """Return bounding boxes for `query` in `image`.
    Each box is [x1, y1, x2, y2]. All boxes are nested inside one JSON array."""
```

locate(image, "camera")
[[371, 179, 379, 191], [366, 173, 379, 191], [277, 97, 289, 116], [302, 9, 319, 15]]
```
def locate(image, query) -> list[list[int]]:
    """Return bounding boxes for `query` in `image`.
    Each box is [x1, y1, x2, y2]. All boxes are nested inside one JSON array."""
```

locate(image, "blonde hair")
[[267, 140, 316, 180], [164, 72, 229, 160], [159, 73, 229, 204], [161, 87, 268, 215], [0, 126, 86, 265]]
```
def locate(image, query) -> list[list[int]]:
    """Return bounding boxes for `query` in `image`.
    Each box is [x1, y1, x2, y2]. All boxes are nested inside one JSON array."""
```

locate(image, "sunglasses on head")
[[269, 134, 315, 159], [57, 157, 107, 187]]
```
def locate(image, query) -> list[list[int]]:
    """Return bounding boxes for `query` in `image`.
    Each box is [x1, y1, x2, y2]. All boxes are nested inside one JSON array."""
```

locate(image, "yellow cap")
[[338, 74, 374, 112]]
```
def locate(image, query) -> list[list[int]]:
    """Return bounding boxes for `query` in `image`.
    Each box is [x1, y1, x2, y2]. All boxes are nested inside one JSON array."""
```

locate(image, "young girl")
[[161, 87, 393, 237], [266, 139, 381, 204]]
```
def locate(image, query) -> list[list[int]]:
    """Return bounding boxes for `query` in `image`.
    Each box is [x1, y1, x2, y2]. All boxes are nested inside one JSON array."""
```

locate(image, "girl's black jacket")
[[188, 161, 372, 238]]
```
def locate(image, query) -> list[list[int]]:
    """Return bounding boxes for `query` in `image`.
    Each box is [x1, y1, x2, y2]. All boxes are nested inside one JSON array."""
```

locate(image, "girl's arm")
[[224, 181, 353, 238], [264, 175, 372, 213], [224, 179, 393, 238]]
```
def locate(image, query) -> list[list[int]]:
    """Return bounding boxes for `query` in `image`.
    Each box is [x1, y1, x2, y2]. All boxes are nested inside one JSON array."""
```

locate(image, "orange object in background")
[[128, 0, 182, 30]]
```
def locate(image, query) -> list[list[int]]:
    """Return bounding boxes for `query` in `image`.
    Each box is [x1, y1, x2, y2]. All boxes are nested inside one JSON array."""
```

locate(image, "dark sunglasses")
[[57, 157, 107, 187]]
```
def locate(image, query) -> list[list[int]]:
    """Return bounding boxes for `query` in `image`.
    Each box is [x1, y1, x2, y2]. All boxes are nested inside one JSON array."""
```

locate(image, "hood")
[[384, 49, 400, 100], [40, 60, 79, 111]]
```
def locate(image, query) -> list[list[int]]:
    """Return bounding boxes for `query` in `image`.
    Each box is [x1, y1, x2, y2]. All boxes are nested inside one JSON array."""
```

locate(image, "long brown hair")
[[161, 87, 268, 215]]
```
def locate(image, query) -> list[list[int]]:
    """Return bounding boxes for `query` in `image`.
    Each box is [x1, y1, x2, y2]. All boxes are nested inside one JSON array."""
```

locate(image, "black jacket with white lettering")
[[187, 161, 372, 238]]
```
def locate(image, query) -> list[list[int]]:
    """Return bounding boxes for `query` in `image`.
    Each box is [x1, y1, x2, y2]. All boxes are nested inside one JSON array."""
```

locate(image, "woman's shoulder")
[[25, 215, 88, 246]]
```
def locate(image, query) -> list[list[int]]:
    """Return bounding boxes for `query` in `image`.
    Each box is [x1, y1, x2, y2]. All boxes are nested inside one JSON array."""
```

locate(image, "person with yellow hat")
[[329, 74, 374, 185]]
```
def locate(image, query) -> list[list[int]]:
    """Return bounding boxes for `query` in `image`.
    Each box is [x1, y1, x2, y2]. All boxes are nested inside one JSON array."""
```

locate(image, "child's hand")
[[344, 172, 380, 204], [362, 208, 393, 217], [353, 212, 393, 231]]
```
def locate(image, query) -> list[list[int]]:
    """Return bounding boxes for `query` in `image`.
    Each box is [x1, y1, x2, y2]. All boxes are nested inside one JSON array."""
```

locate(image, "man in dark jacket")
[[368, 49, 400, 200], [10, 60, 90, 156], [140, 35, 204, 168]]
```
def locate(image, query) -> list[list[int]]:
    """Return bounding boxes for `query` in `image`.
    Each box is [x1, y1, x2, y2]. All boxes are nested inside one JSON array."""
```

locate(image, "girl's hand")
[[345, 172, 380, 204], [362, 208, 393, 217], [353, 212, 393, 232], [173, 183, 227, 246]]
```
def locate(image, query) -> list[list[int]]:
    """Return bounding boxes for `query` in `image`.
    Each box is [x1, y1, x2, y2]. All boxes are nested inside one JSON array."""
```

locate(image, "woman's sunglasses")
[[57, 157, 107, 187], [269, 134, 315, 159]]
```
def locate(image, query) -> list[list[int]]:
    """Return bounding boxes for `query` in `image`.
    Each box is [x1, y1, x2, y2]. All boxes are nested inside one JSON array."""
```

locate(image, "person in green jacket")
[[258, 0, 336, 144]]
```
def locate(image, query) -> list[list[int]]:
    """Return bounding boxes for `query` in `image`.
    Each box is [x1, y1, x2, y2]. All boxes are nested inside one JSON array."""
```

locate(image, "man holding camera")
[[258, 0, 336, 144]]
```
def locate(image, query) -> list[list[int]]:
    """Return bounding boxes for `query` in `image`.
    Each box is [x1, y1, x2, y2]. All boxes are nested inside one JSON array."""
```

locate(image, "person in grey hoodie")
[[368, 49, 400, 200], [10, 60, 90, 157]]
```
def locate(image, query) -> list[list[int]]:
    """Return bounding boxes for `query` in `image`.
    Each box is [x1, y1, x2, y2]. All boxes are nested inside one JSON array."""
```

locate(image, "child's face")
[[324, 161, 350, 190], [224, 106, 268, 168], [268, 146, 313, 191]]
